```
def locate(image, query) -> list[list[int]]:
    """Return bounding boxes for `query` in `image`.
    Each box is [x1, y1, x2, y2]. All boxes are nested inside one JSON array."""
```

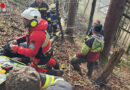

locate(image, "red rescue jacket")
[[13, 19, 50, 59], [86, 51, 100, 62]]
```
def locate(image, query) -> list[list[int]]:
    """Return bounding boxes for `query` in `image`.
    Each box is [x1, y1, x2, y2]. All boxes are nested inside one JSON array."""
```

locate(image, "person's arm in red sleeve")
[[76, 52, 83, 57], [13, 31, 45, 57], [15, 34, 26, 44]]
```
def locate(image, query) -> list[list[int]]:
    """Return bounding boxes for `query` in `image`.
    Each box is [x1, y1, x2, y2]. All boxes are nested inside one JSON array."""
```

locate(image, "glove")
[[9, 40, 17, 45], [9, 43, 15, 51], [2, 42, 12, 53], [76, 52, 83, 58]]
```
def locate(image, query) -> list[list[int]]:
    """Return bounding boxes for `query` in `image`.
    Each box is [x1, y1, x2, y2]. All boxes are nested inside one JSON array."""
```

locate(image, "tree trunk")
[[102, 0, 126, 60], [64, 0, 70, 14], [56, 0, 64, 39], [83, 0, 90, 17], [66, 0, 78, 38], [96, 48, 125, 86], [86, 0, 97, 34], [126, 44, 130, 54]]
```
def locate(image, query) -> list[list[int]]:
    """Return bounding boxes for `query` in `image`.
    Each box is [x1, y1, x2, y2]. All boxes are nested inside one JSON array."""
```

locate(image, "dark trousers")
[[47, 24, 57, 37], [52, 24, 57, 34], [47, 26, 52, 34], [71, 57, 94, 78]]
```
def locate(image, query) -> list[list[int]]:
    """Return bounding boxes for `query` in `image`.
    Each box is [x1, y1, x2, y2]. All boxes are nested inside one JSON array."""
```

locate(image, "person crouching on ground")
[[71, 24, 104, 78]]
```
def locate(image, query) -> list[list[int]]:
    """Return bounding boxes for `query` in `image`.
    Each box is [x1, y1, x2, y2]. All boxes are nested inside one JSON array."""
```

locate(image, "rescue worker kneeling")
[[71, 24, 104, 78], [6, 66, 72, 90], [9, 8, 61, 75]]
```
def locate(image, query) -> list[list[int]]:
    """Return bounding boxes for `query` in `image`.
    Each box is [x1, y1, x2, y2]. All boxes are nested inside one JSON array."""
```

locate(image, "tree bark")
[[56, 0, 64, 39], [66, 0, 78, 37], [86, 0, 97, 34], [64, 0, 69, 14], [126, 44, 130, 54], [102, 0, 126, 59], [83, 0, 90, 17], [96, 48, 125, 86]]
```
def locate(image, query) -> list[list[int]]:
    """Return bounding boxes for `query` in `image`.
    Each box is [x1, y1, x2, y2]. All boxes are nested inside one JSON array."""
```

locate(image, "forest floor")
[[53, 39, 130, 90], [0, 0, 129, 90], [52, 15, 130, 89]]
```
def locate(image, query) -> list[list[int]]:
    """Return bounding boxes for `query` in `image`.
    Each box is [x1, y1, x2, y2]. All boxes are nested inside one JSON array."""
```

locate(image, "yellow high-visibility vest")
[[42, 75, 64, 89]]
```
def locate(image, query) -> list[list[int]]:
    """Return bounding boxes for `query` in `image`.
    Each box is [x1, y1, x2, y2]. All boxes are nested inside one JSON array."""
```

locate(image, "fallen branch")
[[95, 48, 125, 87]]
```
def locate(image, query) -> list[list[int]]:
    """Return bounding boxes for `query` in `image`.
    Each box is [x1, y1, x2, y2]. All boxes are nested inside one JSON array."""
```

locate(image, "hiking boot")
[[87, 72, 92, 79], [78, 71, 83, 76], [71, 62, 83, 76], [53, 62, 60, 69]]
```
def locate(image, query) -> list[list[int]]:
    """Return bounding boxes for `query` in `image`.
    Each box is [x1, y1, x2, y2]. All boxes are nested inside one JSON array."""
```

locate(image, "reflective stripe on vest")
[[40, 8, 47, 10], [42, 75, 55, 88], [35, 8, 47, 10], [37, 64, 48, 68], [47, 10, 50, 13], [54, 78, 64, 83], [42, 31, 50, 48], [47, 18, 51, 21]]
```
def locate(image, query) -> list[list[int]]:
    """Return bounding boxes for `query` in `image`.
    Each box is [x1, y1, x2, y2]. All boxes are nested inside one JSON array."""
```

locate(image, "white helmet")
[[21, 7, 41, 23], [50, 4, 56, 9]]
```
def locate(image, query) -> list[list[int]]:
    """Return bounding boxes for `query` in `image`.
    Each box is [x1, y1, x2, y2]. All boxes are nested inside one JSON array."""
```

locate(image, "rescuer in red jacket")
[[9, 8, 61, 74]]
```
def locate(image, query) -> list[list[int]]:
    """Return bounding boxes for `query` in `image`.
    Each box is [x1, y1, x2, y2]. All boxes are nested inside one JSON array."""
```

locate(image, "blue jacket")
[[50, 10, 58, 26], [30, 1, 51, 24], [50, 10, 58, 21]]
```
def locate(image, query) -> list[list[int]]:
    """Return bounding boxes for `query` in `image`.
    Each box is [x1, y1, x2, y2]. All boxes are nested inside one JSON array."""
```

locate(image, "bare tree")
[[64, 0, 70, 14], [86, 0, 97, 34], [83, 0, 90, 16], [65, 0, 79, 40], [102, 0, 126, 60], [56, 0, 64, 38]]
